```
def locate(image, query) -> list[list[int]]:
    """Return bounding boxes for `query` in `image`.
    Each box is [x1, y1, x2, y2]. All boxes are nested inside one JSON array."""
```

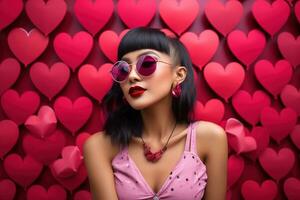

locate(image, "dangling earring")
[[172, 83, 181, 98]]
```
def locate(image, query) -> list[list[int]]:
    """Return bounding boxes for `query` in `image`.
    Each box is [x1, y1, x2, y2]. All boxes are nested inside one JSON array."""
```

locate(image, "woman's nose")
[[127, 65, 141, 83]]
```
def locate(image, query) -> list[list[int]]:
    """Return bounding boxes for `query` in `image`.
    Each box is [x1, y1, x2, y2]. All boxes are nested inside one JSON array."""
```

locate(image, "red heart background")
[[0, 0, 299, 199]]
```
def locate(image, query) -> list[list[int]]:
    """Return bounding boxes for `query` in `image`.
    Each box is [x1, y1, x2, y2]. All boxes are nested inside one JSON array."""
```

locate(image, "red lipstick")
[[129, 86, 146, 97]]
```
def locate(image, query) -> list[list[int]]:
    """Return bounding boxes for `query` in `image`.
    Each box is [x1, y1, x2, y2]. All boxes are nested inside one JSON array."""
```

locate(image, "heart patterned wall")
[[0, 0, 300, 199]]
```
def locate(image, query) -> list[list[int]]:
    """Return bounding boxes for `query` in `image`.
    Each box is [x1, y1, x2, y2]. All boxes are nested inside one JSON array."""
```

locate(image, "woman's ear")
[[174, 66, 187, 84]]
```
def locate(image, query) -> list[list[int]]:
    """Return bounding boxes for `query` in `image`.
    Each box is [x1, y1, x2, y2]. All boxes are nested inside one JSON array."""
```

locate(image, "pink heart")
[[4, 154, 43, 188], [22, 129, 66, 165], [241, 180, 278, 200], [54, 96, 93, 135], [232, 90, 271, 126], [193, 99, 224, 123], [0, 120, 19, 159], [259, 147, 295, 181], [204, 0, 243, 36], [74, 190, 92, 200], [290, 125, 300, 150], [227, 155, 244, 189], [254, 59, 293, 98], [280, 84, 300, 116], [0, 58, 20, 95], [180, 30, 219, 70], [98, 29, 129, 62], [278, 32, 300, 68], [204, 62, 245, 102], [27, 184, 66, 200], [30, 62, 70, 100], [25, 105, 57, 139], [1, 89, 40, 125], [0, 0, 23, 30], [74, 0, 114, 36], [117, 0, 156, 28], [260, 107, 297, 144], [78, 63, 113, 103], [284, 177, 300, 200], [227, 29, 266, 68], [25, 0, 67, 36], [0, 179, 16, 200], [53, 31, 93, 72], [76, 132, 91, 155], [296, 1, 300, 24], [252, 0, 290, 36], [7, 28, 49, 66], [159, 0, 199, 35]]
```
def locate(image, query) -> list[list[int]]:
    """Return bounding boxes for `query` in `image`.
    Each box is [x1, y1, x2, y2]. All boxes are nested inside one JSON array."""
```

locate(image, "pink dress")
[[112, 121, 207, 200]]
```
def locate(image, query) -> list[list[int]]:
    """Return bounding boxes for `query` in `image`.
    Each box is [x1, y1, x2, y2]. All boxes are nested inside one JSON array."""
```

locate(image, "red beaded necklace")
[[140, 122, 177, 163]]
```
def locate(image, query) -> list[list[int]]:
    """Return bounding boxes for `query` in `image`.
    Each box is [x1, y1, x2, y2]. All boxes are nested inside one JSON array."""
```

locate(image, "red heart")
[[117, 0, 156, 28], [1, 89, 40, 125], [53, 96, 93, 135], [76, 132, 91, 155], [180, 30, 219, 70], [25, 0, 67, 36], [227, 155, 244, 189], [278, 32, 300, 68], [204, 62, 245, 102], [280, 84, 300, 116], [204, 0, 243, 36], [22, 129, 66, 165], [4, 154, 43, 188], [7, 28, 49, 66], [254, 59, 293, 98], [241, 180, 278, 200], [260, 107, 297, 144], [0, 0, 23, 30], [78, 63, 113, 103], [159, 0, 199, 35], [232, 90, 271, 126], [74, 0, 114, 36], [53, 31, 93, 72], [74, 190, 92, 200], [259, 147, 295, 181], [252, 0, 290, 36], [227, 29, 266, 68], [0, 58, 20, 95], [290, 125, 300, 150], [0, 120, 19, 159], [98, 29, 129, 62], [0, 179, 16, 200], [30, 62, 70, 100], [296, 1, 300, 24], [284, 177, 300, 200], [27, 184, 66, 200], [193, 99, 224, 123], [160, 28, 176, 38]]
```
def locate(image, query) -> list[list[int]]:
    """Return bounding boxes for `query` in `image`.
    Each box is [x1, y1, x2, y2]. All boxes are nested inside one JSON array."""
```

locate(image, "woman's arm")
[[83, 132, 119, 200]]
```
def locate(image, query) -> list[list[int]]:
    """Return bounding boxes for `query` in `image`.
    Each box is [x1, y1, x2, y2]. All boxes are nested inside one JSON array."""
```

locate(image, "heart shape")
[[26, 184, 66, 200], [74, 0, 114, 36], [227, 155, 244, 189], [53, 31, 93, 72], [117, 0, 156, 28], [252, 0, 290, 36], [22, 129, 66, 165], [227, 29, 266, 68], [284, 177, 300, 200], [25, 0, 67, 35], [0, 179, 16, 200], [0, 120, 19, 159], [204, 62, 245, 102], [280, 84, 300, 116], [204, 0, 243, 36], [277, 32, 300, 68], [7, 28, 49, 66], [159, 0, 199, 35], [180, 30, 219, 70], [193, 99, 224, 123], [290, 125, 300, 150], [232, 90, 271, 126], [30, 62, 70, 100], [241, 180, 278, 200], [74, 190, 92, 200], [0, 0, 23, 30], [1, 89, 40, 125], [78, 63, 113, 103], [76, 132, 91, 155], [254, 59, 293, 98], [4, 154, 43, 188], [0, 58, 21, 95]]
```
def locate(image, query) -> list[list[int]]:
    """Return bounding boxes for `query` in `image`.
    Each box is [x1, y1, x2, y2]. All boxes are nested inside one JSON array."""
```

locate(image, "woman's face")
[[118, 49, 176, 110]]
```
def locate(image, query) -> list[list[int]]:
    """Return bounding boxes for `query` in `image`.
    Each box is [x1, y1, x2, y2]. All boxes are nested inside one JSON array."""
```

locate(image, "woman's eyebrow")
[[121, 50, 160, 62]]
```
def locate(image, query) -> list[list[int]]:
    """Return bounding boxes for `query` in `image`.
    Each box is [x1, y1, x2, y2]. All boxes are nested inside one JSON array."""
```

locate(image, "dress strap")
[[184, 121, 198, 153]]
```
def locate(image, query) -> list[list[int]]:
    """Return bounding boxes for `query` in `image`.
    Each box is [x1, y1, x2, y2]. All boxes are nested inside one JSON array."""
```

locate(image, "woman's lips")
[[129, 86, 146, 97]]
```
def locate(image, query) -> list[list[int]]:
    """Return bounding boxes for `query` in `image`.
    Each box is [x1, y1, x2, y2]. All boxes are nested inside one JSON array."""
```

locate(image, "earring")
[[172, 83, 181, 98]]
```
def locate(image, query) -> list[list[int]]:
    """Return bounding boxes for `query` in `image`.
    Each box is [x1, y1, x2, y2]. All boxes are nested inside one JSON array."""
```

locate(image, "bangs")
[[118, 27, 171, 60]]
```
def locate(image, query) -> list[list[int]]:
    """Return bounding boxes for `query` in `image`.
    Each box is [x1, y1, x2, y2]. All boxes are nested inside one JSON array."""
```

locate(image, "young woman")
[[83, 27, 228, 200]]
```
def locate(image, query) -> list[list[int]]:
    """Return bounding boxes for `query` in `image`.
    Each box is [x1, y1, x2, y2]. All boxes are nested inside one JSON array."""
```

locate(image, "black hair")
[[102, 27, 196, 149]]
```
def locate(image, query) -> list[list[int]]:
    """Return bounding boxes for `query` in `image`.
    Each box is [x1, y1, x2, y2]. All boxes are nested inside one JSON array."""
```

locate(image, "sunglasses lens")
[[137, 55, 157, 76], [111, 61, 130, 82]]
